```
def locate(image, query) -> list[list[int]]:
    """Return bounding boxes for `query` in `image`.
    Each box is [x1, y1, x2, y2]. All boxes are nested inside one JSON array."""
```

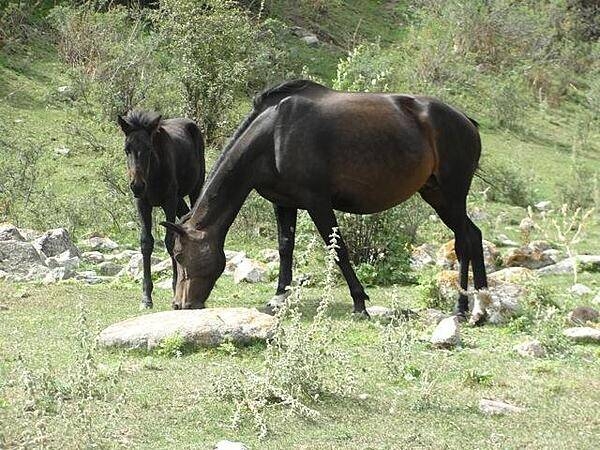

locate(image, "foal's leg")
[[137, 199, 154, 309], [307, 204, 369, 315], [266, 205, 297, 313], [162, 197, 179, 293]]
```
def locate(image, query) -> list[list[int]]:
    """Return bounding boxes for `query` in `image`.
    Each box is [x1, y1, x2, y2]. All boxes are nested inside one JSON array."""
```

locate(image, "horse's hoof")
[[352, 309, 370, 320], [468, 311, 487, 326], [139, 301, 153, 310], [264, 293, 290, 315]]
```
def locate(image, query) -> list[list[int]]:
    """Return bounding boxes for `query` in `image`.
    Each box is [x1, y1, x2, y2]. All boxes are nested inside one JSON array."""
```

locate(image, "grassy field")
[[1, 0, 600, 448]]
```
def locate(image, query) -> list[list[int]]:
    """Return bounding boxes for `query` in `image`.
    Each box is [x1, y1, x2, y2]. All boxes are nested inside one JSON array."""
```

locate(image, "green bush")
[[476, 159, 537, 207]]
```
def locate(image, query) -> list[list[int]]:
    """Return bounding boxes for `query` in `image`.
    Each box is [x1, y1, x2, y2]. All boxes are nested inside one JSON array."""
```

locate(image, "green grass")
[[1, 275, 599, 449]]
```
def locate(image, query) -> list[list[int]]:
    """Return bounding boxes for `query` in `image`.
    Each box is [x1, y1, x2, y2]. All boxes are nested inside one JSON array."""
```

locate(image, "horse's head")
[[117, 113, 161, 198], [160, 220, 225, 310]]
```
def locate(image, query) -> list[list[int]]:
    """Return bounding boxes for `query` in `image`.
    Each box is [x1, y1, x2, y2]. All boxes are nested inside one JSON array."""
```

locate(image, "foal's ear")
[[160, 221, 186, 236], [148, 115, 162, 133], [117, 115, 132, 134]]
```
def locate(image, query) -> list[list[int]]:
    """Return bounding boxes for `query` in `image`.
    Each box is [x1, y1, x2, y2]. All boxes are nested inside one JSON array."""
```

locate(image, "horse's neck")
[[190, 141, 259, 241]]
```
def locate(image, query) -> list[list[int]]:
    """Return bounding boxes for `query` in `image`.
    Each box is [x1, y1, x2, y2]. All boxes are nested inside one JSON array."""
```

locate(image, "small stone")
[[534, 200, 552, 212], [421, 308, 448, 325], [233, 259, 266, 284], [514, 340, 545, 358], [479, 399, 524, 415], [54, 146, 71, 156], [519, 218, 535, 233], [431, 316, 460, 348], [151, 258, 172, 276], [214, 440, 248, 450], [45, 250, 80, 271], [358, 393, 369, 401], [82, 236, 119, 252], [567, 306, 599, 325], [366, 305, 395, 322], [301, 35, 319, 46], [155, 279, 172, 290], [75, 270, 106, 285], [563, 327, 600, 343], [82, 251, 105, 264], [0, 305, 9, 311], [0, 224, 25, 241], [98, 261, 122, 276], [569, 284, 592, 296]]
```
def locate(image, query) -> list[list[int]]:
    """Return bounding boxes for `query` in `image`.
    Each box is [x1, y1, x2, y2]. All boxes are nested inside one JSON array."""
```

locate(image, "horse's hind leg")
[[266, 204, 297, 314], [466, 217, 490, 325], [307, 203, 369, 316], [419, 180, 471, 319]]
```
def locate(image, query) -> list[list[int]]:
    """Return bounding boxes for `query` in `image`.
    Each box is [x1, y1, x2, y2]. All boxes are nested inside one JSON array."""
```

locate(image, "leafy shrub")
[[476, 160, 536, 207], [338, 198, 428, 285], [0, 1, 39, 54], [154, 0, 288, 142], [157, 333, 187, 358], [333, 41, 392, 92]]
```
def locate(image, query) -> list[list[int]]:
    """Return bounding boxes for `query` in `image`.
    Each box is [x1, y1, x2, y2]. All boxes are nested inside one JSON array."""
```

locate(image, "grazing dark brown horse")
[[162, 80, 491, 324], [118, 110, 205, 309]]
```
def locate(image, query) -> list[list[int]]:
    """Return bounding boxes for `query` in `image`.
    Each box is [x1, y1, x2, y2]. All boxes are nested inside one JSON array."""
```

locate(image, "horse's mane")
[[124, 110, 161, 131]]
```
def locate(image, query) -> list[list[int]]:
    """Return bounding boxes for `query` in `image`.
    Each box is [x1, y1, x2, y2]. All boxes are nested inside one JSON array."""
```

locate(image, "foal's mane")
[[124, 110, 161, 131]]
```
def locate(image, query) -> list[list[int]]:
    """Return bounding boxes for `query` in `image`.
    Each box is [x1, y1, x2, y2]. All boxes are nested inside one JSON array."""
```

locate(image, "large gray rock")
[[45, 250, 80, 271], [563, 327, 600, 343], [98, 261, 122, 276], [43, 266, 75, 284], [81, 236, 119, 252], [537, 255, 600, 276], [233, 259, 266, 284], [514, 340, 545, 358], [119, 253, 161, 279], [33, 228, 80, 258], [81, 251, 105, 264], [366, 305, 395, 322], [151, 258, 172, 277], [0, 224, 25, 241], [97, 308, 276, 350], [214, 441, 248, 450], [0, 240, 47, 276]]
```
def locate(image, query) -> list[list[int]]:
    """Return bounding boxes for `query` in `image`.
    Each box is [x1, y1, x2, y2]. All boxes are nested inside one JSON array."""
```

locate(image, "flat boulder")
[[98, 308, 276, 350], [0, 240, 47, 277], [563, 327, 600, 343], [34, 228, 80, 258]]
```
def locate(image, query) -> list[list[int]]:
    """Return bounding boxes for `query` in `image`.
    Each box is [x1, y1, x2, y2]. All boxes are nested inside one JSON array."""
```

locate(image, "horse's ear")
[[117, 115, 132, 134], [148, 115, 162, 133], [160, 221, 186, 236]]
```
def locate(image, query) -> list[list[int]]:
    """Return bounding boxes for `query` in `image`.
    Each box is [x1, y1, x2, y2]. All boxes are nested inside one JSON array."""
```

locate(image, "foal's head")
[[160, 221, 226, 310], [117, 112, 162, 198]]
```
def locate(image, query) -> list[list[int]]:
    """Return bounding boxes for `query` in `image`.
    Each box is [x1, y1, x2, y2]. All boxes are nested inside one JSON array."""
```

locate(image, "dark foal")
[[163, 80, 491, 324], [118, 111, 205, 309]]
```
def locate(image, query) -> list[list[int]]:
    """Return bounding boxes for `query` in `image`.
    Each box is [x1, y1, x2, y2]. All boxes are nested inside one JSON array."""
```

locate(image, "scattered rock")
[[437, 239, 499, 272], [410, 243, 436, 270], [214, 440, 248, 450], [54, 146, 71, 156], [366, 305, 395, 322], [45, 250, 80, 271], [33, 228, 80, 258], [514, 340, 545, 358], [81, 251, 105, 264], [519, 217, 535, 234], [98, 261, 122, 277], [569, 284, 593, 296], [0, 224, 25, 241], [534, 200, 552, 212], [0, 240, 47, 277], [563, 327, 600, 343], [56, 85, 74, 99], [105, 250, 139, 263], [233, 259, 266, 284], [119, 253, 161, 279], [155, 278, 172, 290], [488, 266, 535, 284], [301, 35, 319, 46], [224, 250, 247, 275], [567, 306, 599, 325], [97, 308, 276, 350], [151, 258, 172, 276], [479, 399, 524, 415], [504, 242, 556, 270], [43, 266, 75, 284], [259, 248, 279, 264], [0, 304, 9, 311], [75, 270, 107, 285], [82, 236, 119, 252], [430, 316, 460, 348], [358, 393, 370, 401], [537, 255, 600, 276]]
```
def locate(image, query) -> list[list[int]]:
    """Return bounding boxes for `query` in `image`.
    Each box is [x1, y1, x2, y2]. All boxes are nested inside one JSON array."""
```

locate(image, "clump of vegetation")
[[214, 229, 356, 439], [157, 333, 187, 358], [475, 160, 537, 208]]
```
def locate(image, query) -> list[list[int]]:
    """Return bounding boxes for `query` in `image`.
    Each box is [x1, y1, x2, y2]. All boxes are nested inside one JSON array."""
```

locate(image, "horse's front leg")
[[307, 203, 369, 317], [266, 204, 297, 314], [137, 199, 154, 309], [162, 197, 178, 294]]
